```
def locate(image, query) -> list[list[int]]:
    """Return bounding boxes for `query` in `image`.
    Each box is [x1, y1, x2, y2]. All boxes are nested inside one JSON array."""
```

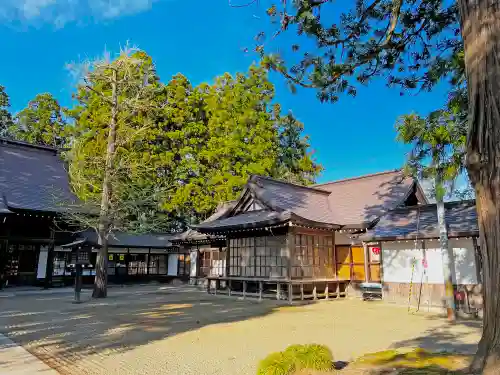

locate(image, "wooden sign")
[[371, 247, 381, 255]]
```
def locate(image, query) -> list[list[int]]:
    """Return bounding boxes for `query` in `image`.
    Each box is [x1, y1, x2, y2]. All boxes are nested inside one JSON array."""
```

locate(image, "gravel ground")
[[0, 285, 481, 375]]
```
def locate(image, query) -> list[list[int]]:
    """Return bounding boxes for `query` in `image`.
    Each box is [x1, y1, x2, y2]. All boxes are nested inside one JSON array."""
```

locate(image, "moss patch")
[[348, 348, 471, 374], [257, 344, 333, 375]]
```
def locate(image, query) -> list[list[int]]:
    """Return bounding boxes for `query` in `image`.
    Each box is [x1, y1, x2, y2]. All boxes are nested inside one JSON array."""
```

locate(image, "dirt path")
[[0, 286, 481, 375]]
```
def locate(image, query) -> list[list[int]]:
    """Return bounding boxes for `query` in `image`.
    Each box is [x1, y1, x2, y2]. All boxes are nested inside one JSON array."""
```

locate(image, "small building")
[[181, 171, 428, 301], [0, 138, 186, 288], [361, 200, 482, 312]]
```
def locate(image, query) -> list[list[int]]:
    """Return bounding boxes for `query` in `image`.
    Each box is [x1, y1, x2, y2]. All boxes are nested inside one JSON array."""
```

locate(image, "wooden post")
[[228, 279, 232, 296], [214, 279, 219, 295], [243, 280, 247, 299], [288, 283, 293, 304], [44, 228, 55, 289], [300, 283, 304, 300], [259, 281, 263, 302], [206, 278, 210, 294], [287, 227, 295, 280], [336, 281, 340, 297], [276, 282, 281, 300], [313, 284, 317, 300], [363, 242, 370, 282], [325, 285, 329, 300]]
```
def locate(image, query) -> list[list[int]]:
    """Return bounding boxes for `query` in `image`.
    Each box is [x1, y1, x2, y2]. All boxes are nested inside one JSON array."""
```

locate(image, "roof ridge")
[[391, 199, 476, 212], [314, 169, 403, 187], [0, 138, 60, 153], [250, 175, 331, 194]]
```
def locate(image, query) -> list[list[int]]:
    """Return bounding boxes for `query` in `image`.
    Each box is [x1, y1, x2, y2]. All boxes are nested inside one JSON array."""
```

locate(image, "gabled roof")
[[361, 200, 478, 241], [0, 138, 77, 214], [314, 170, 423, 227], [194, 170, 423, 234]]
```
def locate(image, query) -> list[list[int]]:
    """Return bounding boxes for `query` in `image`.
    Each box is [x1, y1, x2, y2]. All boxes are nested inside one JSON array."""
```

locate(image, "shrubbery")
[[257, 344, 333, 375]]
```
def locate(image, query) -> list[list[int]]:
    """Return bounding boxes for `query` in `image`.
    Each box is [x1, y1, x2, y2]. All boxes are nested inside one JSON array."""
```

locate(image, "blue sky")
[[0, 0, 450, 184]]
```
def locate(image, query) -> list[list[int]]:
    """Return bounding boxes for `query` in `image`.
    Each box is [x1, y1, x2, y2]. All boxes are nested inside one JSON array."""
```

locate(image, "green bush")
[[284, 344, 333, 372], [257, 344, 333, 375], [257, 351, 296, 375]]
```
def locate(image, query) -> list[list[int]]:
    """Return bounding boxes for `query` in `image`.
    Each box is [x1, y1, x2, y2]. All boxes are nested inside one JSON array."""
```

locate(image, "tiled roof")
[[247, 175, 338, 224], [193, 171, 420, 233], [171, 201, 237, 243], [193, 210, 292, 232], [361, 200, 478, 241], [0, 139, 77, 213], [314, 170, 417, 226]]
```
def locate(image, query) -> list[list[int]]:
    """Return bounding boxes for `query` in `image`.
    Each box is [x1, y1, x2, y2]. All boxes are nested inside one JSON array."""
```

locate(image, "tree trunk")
[[436, 186, 456, 322], [92, 68, 118, 299], [458, 0, 500, 373]]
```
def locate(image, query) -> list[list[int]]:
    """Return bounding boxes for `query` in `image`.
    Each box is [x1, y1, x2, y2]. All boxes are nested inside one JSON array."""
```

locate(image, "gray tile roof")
[[193, 210, 292, 232], [314, 170, 418, 226], [193, 171, 420, 233], [362, 200, 478, 241], [248, 175, 338, 224], [0, 139, 77, 213]]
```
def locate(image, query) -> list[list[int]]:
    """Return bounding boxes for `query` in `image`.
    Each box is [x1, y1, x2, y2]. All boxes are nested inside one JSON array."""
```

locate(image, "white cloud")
[[0, 0, 159, 26]]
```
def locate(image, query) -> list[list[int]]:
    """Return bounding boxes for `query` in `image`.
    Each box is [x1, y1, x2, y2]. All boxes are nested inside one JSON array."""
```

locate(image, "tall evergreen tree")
[[11, 93, 70, 147], [0, 85, 13, 137]]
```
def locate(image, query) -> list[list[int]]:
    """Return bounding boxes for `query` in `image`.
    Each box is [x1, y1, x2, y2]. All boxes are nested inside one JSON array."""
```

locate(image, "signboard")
[[109, 254, 114, 261], [119, 254, 125, 261], [369, 246, 381, 262], [371, 247, 381, 255]]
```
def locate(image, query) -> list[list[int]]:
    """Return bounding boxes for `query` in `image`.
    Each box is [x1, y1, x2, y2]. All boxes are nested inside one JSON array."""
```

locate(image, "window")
[[178, 254, 190, 276], [128, 254, 147, 275], [229, 236, 287, 278], [292, 234, 335, 279], [149, 255, 167, 275]]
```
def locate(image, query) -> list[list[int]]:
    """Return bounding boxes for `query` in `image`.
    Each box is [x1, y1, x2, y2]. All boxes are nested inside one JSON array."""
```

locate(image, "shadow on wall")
[[0, 286, 315, 373]]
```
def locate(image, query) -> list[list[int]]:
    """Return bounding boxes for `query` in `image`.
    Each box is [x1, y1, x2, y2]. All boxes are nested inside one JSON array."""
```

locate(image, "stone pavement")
[[0, 285, 482, 375], [0, 332, 60, 374]]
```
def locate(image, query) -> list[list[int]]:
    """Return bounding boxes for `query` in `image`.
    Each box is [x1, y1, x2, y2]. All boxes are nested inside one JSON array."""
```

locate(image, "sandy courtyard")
[[0, 285, 481, 375]]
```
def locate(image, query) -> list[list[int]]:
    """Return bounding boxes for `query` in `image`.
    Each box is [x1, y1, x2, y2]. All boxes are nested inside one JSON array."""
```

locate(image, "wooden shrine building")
[[187, 171, 428, 301], [0, 138, 186, 288]]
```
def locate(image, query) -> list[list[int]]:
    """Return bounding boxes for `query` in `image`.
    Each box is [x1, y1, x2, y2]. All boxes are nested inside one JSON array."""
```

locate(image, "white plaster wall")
[[426, 238, 478, 285], [382, 241, 444, 284], [382, 238, 478, 285]]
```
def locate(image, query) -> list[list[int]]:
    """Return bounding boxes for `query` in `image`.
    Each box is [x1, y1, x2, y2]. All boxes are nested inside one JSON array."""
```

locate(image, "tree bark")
[[92, 68, 118, 299], [458, 0, 500, 373], [435, 175, 456, 321]]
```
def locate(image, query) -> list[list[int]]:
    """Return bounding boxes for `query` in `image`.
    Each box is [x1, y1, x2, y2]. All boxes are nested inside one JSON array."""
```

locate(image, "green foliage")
[[257, 352, 297, 375], [10, 93, 70, 147], [396, 85, 468, 200], [257, 0, 461, 104], [0, 85, 13, 136], [257, 344, 333, 375]]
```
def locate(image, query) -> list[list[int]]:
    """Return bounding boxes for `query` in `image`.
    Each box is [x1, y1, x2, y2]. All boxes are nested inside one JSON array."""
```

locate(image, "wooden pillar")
[[313, 284, 317, 300], [300, 283, 304, 300], [363, 242, 370, 282], [287, 226, 295, 280], [206, 278, 210, 294], [243, 280, 247, 299], [44, 227, 55, 289], [225, 238, 230, 277], [228, 279, 232, 296], [332, 231, 337, 279], [288, 282, 293, 304], [259, 281, 263, 301], [325, 285, 329, 300], [276, 282, 281, 300], [146, 248, 151, 276]]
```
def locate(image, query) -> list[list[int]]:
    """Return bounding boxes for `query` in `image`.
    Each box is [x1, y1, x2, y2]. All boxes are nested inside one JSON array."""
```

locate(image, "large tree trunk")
[[458, 0, 500, 373], [92, 68, 118, 299]]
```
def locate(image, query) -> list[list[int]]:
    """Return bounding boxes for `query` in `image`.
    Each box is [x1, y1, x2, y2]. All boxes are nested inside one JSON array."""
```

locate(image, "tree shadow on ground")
[[0, 285, 315, 374]]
